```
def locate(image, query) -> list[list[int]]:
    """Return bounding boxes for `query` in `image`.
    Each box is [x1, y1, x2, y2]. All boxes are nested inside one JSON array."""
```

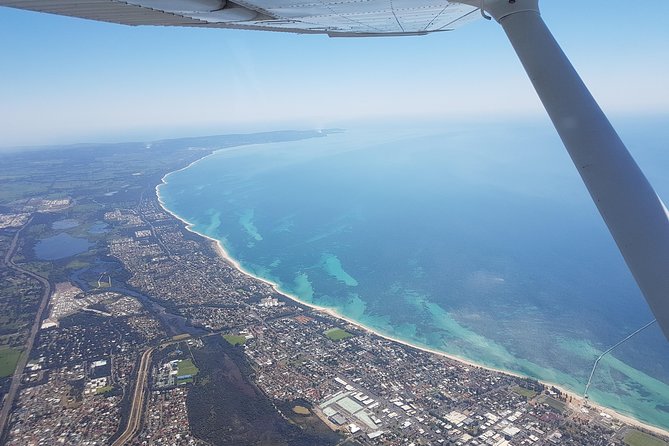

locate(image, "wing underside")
[[0, 0, 480, 36]]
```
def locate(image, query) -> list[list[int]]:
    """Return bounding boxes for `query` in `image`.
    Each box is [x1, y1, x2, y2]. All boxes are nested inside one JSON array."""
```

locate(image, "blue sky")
[[1, 1, 668, 147]]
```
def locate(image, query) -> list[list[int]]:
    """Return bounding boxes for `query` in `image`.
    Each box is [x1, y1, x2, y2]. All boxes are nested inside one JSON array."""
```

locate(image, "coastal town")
[[0, 133, 668, 446]]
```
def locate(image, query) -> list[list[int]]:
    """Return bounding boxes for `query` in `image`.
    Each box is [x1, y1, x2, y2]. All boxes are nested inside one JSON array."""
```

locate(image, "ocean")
[[157, 118, 669, 429]]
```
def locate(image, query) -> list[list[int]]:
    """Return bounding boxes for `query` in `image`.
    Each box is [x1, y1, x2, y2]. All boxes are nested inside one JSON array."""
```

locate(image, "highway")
[[112, 346, 155, 446], [0, 220, 53, 438]]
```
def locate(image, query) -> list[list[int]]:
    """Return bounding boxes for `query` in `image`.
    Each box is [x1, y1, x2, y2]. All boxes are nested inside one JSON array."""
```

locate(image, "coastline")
[[155, 162, 669, 438]]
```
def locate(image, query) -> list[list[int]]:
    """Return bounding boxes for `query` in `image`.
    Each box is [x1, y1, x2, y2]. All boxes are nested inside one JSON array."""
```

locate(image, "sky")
[[1, 1, 668, 147]]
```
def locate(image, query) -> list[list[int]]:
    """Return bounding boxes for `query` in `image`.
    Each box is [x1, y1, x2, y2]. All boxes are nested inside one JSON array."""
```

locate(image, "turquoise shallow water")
[[158, 120, 669, 429]]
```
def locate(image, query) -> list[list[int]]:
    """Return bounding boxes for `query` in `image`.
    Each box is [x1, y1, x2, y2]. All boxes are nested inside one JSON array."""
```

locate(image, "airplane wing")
[[0, 0, 480, 36]]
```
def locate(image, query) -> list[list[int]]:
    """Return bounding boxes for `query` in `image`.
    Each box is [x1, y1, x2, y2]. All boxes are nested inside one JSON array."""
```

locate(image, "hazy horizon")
[[2, 0, 669, 147]]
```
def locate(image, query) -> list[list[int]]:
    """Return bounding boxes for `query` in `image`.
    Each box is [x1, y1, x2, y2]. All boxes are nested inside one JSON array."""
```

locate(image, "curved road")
[[112, 346, 154, 446], [0, 219, 53, 437]]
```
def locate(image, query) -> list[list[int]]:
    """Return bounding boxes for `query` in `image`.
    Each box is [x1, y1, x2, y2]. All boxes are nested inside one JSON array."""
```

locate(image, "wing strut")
[[472, 0, 669, 338]]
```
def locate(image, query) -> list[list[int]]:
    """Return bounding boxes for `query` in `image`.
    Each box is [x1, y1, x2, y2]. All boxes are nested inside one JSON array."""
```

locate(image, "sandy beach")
[[156, 171, 669, 439]]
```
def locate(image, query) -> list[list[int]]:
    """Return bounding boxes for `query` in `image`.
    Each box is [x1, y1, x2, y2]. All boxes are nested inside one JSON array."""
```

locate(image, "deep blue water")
[[158, 119, 669, 429]]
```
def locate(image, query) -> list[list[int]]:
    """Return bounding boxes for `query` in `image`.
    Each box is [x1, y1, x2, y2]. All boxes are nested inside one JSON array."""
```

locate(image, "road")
[[112, 346, 155, 446], [0, 219, 53, 438]]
